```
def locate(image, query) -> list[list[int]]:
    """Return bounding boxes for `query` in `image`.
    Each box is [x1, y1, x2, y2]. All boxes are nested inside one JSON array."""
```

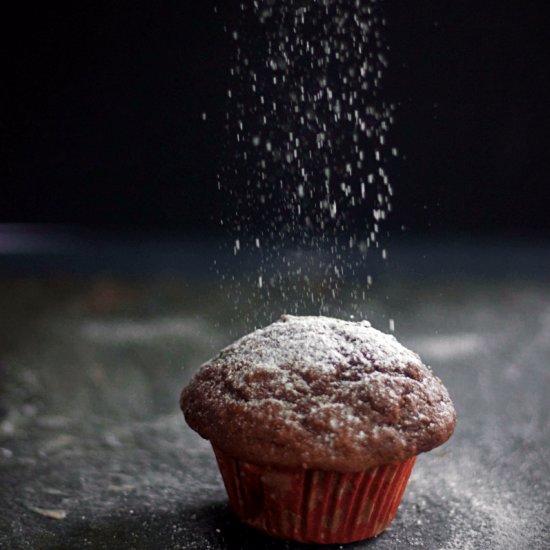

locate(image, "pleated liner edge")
[[213, 445, 416, 544]]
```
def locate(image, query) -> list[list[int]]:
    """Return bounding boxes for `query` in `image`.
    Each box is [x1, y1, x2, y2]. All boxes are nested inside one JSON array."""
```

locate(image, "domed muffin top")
[[180, 315, 456, 471]]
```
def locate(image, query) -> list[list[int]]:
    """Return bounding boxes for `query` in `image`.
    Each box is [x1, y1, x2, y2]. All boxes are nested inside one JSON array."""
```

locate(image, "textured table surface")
[[1, 236, 549, 549]]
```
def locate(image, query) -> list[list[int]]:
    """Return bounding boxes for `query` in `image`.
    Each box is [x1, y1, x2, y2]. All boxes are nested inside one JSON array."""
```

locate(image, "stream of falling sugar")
[[215, 0, 397, 327]]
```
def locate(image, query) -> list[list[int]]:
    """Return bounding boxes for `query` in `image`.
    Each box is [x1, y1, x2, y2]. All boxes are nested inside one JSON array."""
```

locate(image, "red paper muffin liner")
[[213, 445, 416, 544]]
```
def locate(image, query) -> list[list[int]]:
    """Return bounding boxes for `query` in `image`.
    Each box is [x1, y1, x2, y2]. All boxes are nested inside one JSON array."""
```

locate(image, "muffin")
[[180, 315, 456, 544]]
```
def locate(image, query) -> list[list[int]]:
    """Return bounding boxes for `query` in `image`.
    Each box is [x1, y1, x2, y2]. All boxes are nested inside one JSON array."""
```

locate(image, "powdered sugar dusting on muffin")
[[226, 314, 421, 374], [181, 315, 456, 471]]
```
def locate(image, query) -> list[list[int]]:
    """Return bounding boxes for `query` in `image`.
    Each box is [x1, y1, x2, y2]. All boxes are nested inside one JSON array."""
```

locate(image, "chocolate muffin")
[[180, 315, 456, 543]]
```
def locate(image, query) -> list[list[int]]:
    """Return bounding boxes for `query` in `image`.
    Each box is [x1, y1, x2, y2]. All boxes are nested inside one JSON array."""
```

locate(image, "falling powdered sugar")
[[214, 0, 398, 321]]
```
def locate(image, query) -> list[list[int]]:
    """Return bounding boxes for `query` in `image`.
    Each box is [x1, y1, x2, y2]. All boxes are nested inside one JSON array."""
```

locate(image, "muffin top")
[[180, 315, 456, 471]]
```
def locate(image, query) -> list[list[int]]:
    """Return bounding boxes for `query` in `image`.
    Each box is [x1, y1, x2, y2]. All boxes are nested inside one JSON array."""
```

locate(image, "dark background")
[[2, 1, 550, 237]]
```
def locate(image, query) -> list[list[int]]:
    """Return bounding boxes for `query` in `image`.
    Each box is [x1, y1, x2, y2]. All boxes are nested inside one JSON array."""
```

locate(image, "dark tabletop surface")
[[1, 231, 549, 549]]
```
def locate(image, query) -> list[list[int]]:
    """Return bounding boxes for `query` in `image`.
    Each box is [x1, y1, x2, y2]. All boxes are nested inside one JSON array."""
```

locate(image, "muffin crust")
[[181, 315, 456, 471]]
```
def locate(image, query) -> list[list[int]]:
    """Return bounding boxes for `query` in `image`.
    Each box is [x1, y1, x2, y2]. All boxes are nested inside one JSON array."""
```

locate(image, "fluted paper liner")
[[213, 446, 416, 544]]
